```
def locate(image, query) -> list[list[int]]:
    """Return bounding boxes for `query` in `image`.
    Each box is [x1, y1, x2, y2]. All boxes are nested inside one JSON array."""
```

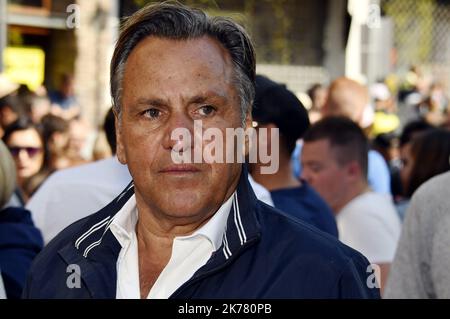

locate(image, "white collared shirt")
[[111, 192, 234, 299]]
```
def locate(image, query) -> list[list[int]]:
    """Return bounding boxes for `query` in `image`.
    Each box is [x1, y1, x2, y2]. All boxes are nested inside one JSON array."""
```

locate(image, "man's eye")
[[143, 108, 161, 119], [198, 105, 216, 116]]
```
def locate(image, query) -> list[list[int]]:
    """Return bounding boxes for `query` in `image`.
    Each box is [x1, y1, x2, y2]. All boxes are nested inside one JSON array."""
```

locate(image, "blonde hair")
[[0, 140, 16, 208]]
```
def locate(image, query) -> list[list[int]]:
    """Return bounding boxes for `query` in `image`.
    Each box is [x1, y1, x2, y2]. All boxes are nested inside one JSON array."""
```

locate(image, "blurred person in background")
[[301, 117, 401, 293], [0, 140, 43, 298], [294, 77, 392, 195], [398, 128, 450, 221], [370, 81, 400, 137], [250, 75, 337, 237], [306, 83, 327, 124], [385, 171, 450, 298], [26, 93, 51, 124], [49, 74, 80, 120], [322, 77, 368, 124], [66, 117, 91, 165], [399, 65, 430, 107], [323, 77, 391, 195], [41, 114, 71, 170], [92, 108, 115, 161], [0, 75, 20, 138], [371, 133, 400, 170], [371, 133, 402, 205], [2, 119, 46, 202], [417, 82, 449, 127], [394, 120, 434, 217], [0, 95, 25, 138]]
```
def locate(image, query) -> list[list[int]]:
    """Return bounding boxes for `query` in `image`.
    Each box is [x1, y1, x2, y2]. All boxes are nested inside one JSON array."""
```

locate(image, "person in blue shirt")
[[249, 75, 338, 237]]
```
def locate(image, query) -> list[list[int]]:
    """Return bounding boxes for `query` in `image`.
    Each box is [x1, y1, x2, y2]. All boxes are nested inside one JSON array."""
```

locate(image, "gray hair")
[[0, 140, 16, 208], [110, 1, 255, 125]]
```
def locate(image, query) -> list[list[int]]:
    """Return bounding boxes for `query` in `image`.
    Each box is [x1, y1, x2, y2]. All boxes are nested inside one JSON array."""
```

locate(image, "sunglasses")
[[8, 146, 42, 158]]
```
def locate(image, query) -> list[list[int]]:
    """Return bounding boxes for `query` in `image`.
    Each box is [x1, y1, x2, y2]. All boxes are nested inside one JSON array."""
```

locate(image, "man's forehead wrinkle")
[[120, 36, 240, 118], [125, 36, 234, 80]]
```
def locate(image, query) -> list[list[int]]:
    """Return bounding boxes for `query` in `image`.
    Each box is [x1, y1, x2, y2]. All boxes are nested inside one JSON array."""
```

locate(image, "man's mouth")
[[159, 164, 201, 174]]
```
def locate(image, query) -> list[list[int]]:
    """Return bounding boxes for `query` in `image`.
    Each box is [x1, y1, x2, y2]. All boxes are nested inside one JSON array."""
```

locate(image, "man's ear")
[[113, 111, 127, 164], [347, 160, 362, 180]]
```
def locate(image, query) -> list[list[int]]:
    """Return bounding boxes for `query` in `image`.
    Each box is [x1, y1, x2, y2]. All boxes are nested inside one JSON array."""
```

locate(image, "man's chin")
[[157, 201, 213, 221]]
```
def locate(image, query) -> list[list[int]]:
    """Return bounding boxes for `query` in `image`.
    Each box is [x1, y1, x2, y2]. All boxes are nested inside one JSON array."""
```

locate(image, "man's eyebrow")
[[134, 92, 229, 107], [135, 97, 168, 107], [188, 92, 229, 105]]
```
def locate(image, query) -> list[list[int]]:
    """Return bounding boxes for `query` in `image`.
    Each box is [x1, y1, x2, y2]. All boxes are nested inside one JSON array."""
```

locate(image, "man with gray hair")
[[23, 2, 378, 299]]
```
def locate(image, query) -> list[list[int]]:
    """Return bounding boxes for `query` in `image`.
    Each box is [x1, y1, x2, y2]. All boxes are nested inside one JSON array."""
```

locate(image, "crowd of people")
[[0, 1, 449, 299]]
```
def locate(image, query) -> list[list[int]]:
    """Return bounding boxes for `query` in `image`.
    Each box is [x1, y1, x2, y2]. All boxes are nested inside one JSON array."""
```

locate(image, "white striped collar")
[[109, 192, 235, 252], [221, 192, 247, 260], [186, 192, 234, 251], [109, 194, 138, 248]]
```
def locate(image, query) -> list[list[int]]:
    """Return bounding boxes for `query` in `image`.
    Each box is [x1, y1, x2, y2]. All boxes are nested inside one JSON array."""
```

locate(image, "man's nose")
[[161, 111, 195, 152], [18, 149, 31, 161], [300, 169, 311, 183]]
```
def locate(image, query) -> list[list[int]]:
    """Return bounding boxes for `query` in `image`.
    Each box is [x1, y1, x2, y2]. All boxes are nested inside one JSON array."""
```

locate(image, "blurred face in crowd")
[[0, 105, 19, 129], [400, 143, 414, 195], [67, 119, 88, 158], [312, 87, 327, 110], [6, 128, 44, 183], [61, 76, 75, 98], [116, 36, 248, 224], [301, 139, 351, 213], [31, 97, 51, 123]]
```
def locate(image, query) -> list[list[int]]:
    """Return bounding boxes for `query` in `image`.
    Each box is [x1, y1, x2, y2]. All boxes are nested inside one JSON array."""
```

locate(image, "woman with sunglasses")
[[0, 139, 43, 298], [2, 118, 47, 202]]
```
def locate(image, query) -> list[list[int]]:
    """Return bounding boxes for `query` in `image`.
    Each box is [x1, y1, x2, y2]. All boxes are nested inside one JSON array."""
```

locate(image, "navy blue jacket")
[[23, 170, 380, 299], [270, 183, 338, 237], [0, 207, 43, 299]]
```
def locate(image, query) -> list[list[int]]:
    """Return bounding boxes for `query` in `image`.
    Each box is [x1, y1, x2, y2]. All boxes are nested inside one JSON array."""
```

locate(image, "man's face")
[[117, 36, 247, 222], [301, 139, 349, 213]]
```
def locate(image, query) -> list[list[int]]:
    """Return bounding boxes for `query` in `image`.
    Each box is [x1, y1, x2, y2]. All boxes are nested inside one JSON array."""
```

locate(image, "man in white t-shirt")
[[301, 116, 401, 293]]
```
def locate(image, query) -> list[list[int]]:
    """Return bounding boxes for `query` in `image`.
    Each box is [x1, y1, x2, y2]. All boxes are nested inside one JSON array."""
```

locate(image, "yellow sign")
[[3, 47, 45, 91]]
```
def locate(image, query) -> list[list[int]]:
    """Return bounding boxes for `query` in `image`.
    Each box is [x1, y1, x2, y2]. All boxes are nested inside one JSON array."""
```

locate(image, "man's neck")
[[134, 193, 219, 299], [136, 220, 172, 299], [334, 180, 370, 213], [251, 156, 301, 192]]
